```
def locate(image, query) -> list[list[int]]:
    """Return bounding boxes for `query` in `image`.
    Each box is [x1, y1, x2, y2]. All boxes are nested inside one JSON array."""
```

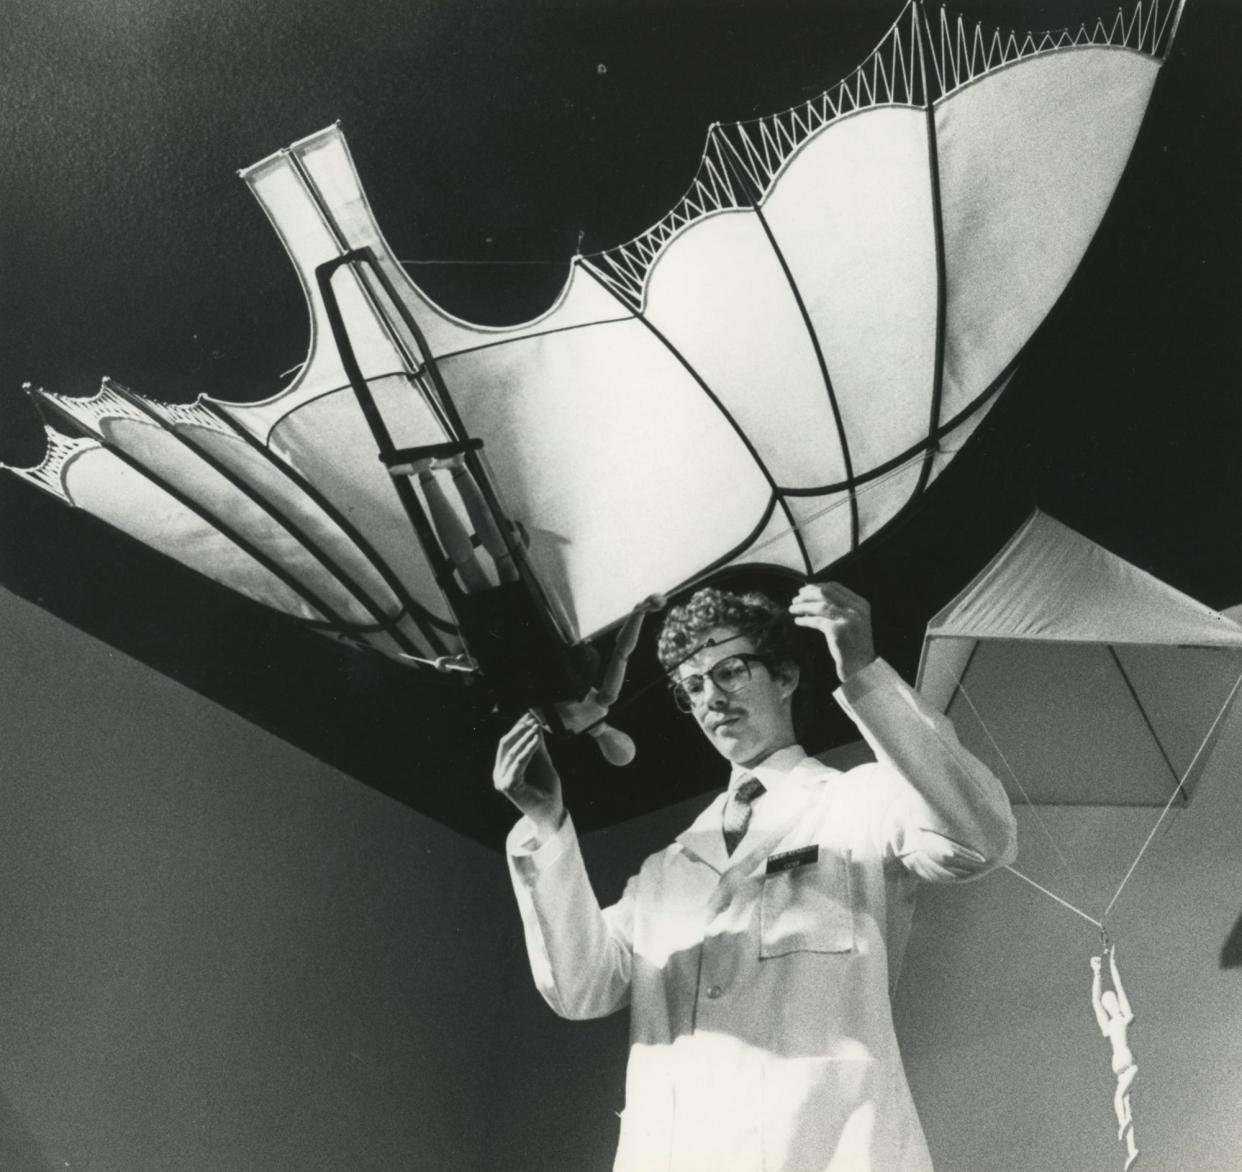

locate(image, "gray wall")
[[0, 585, 509, 1172]]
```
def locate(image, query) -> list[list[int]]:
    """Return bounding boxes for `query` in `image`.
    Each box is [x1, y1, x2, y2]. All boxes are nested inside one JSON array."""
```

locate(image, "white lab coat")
[[508, 659, 1017, 1172]]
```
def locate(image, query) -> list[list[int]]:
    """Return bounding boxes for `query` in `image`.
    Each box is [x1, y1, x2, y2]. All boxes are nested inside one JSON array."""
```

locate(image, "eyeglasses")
[[670, 653, 769, 712]]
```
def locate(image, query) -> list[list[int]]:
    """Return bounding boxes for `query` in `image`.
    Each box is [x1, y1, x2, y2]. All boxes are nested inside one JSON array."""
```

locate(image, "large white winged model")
[[6, 0, 1186, 729]]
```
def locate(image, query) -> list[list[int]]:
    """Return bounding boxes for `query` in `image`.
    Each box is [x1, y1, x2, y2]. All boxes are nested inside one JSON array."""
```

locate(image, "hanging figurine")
[[554, 594, 665, 765], [1090, 944, 1139, 1170]]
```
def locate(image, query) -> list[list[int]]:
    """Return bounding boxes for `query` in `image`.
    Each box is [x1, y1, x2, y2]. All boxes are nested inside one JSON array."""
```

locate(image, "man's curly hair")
[[657, 587, 799, 674]]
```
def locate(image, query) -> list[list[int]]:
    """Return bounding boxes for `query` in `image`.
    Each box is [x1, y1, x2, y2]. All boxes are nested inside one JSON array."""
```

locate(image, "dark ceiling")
[[2, 0, 1240, 847]]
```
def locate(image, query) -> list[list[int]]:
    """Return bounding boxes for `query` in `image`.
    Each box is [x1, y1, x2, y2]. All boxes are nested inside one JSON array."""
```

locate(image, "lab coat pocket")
[[759, 850, 854, 958]]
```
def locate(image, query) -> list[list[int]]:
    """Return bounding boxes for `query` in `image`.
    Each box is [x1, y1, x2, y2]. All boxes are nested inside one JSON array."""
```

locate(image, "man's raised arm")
[[790, 582, 1017, 881]]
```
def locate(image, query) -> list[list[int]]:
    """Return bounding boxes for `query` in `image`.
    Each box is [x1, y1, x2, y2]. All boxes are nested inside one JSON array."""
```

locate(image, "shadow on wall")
[[1221, 910, 1242, 968], [0, 1091, 55, 1172]]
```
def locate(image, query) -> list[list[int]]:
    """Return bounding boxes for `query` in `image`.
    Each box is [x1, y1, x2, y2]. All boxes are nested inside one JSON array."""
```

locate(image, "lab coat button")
[[705, 984, 723, 999]]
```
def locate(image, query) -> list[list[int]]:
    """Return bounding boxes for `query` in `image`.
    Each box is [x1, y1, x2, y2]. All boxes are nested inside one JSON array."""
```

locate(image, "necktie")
[[723, 775, 765, 856]]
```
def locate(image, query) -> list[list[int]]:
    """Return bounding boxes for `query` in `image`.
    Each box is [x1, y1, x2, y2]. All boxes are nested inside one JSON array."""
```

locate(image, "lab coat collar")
[[727, 744, 810, 796], [676, 746, 836, 874]]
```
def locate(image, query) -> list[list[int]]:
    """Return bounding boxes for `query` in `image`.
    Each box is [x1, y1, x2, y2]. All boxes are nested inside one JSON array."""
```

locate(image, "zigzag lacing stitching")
[[931, 0, 1173, 97], [585, 0, 1173, 310], [38, 381, 144, 432], [5, 430, 98, 502], [144, 397, 235, 433], [34, 380, 237, 438], [12, 382, 240, 499], [586, 1, 921, 308]]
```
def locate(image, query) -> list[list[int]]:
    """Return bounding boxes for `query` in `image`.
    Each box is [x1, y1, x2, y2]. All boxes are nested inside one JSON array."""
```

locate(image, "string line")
[[1002, 864, 1103, 930], [951, 672, 1099, 917], [955, 659, 1242, 933], [1102, 668, 1242, 919]]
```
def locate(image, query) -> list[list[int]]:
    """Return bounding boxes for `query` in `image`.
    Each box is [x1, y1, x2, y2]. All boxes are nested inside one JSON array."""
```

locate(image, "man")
[[494, 581, 1017, 1171]]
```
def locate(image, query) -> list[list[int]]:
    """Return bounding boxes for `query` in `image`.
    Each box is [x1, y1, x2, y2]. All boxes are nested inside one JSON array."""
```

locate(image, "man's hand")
[[788, 582, 876, 683], [493, 713, 566, 841]]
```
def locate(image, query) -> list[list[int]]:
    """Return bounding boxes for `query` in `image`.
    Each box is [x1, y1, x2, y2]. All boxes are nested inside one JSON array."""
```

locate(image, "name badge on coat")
[[760, 845, 854, 957], [765, 844, 819, 874]]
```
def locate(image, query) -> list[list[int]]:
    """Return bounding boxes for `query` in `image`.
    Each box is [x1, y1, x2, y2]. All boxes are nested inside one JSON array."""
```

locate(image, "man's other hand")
[[494, 713, 566, 840], [789, 582, 877, 683]]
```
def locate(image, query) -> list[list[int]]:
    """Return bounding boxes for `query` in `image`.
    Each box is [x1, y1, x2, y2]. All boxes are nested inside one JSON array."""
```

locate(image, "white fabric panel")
[[721, 504, 808, 578], [268, 377, 457, 629], [642, 210, 845, 488], [182, 424, 404, 617], [785, 494, 853, 574], [925, 512, 1242, 647], [60, 447, 321, 620], [97, 417, 386, 628], [234, 156, 410, 443], [441, 317, 773, 641], [854, 455, 924, 546], [762, 107, 938, 474], [936, 49, 1160, 415]]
